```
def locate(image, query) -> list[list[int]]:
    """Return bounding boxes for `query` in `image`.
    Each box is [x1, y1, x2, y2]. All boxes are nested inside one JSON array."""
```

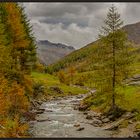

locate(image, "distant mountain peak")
[[36, 40, 75, 65], [37, 40, 74, 50]]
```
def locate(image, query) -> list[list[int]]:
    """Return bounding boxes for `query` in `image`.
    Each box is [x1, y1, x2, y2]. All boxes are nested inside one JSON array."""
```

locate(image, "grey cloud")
[[39, 16, 89, 27], [23, 3, 140, 49]]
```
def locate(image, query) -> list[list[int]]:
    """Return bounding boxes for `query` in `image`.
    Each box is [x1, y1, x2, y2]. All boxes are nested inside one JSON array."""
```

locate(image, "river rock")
[[35, 110, 44, 114], [102, 118, 110, 123], [86, 111, 102, 120], [45, 109, 53, 112], [74, 124, 80, 127], [76, 95, 83, 99], [37, 108, 45, 112], [94, 124, 100, 127], [127, 74, 140, 86], [137, 132, 140, 137], [73, 106, 79, 110], [88, 118, 102, 127], [122, 112, 135, 119], [83, 112, 88, 115], [90, 111, 102, 118], [103, 118, 124, 130], [37, 118, 51, 122], [31, 100, 40, 108], [128, 120, 133, 124], [35, 100, 43, 105], [86, 114, 93, 120], [108, 115, 114, 120], [78, 104, 88, 111], [129, 81, 140, 86], [92, 118, 102, 125], [77, 127, 85, 131]]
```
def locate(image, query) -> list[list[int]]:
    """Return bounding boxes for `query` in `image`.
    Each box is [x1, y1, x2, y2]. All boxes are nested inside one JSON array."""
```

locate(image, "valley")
[[1, 3, 140, 138], [30, 18, 140, 138]]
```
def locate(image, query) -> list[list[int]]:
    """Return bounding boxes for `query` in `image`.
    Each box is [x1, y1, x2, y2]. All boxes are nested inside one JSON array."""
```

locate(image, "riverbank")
[[27, 72, 140, 137], [28, 88, 140, 138]]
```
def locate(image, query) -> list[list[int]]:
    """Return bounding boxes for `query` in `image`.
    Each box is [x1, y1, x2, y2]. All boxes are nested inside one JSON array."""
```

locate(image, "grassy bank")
[[82, 85, 140, 116], [31, 71, 88, 99]]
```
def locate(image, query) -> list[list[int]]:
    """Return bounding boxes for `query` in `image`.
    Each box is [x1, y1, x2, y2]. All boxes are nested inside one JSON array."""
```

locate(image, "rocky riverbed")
[[28, 92, 140, 138], [29, 93, 113, 137]]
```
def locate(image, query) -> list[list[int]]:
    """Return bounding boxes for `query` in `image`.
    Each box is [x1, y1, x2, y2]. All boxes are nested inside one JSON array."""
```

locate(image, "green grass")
[[117, 85, 140, 112], [82, 85, 140, 114], [32, 71, 60, 86], [31, 71, 88, 97]]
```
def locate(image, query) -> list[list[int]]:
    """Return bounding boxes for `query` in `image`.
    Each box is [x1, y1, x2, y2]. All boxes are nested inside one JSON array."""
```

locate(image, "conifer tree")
[[18, 4, 37, 73], [0, 3, 37, 83], [93, 5, 133, 112], [0, 3, 35, 137]]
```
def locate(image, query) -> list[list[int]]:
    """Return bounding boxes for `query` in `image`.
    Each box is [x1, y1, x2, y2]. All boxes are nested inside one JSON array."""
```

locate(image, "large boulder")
[[103, 118, 124, 130], [122, 112, 135, 119], [126, 74, 140, 86]]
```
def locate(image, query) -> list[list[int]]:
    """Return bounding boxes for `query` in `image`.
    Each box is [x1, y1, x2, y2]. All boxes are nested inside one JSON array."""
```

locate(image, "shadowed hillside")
[[123, 22, 140, 45]]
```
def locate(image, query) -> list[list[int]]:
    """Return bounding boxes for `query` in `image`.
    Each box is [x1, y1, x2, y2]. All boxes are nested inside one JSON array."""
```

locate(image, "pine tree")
[[93, 5, 133, 112], [18, 4, 37, 73], [0, 3, 36, 75]]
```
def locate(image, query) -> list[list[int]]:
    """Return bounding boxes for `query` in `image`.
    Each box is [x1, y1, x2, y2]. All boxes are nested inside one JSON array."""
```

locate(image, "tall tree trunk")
[[112, 39, 116, 110]]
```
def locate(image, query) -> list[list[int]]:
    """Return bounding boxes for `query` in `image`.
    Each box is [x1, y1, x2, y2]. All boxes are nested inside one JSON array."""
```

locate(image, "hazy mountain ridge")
[[37, 40, 75, 65]]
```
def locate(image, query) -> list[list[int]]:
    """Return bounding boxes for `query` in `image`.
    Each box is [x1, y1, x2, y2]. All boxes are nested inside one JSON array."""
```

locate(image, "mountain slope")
[[46, 21, 140, 74], [37, 40, 75, 65], [123, 21, 140, 44]]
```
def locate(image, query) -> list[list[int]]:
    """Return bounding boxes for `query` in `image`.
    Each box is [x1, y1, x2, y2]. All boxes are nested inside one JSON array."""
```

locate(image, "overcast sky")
[[23, 3, 140, 49]]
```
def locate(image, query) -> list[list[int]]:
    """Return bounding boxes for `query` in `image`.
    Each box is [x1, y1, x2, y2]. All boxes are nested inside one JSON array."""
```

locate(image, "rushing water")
[[30, 94, 112, 137]]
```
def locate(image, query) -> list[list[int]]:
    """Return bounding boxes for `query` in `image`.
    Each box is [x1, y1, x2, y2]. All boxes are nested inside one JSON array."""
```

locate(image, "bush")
[[0, 115, 29, 137], [75, 82, 84, 86], [34, 62, 45, 73], [57, 71, 66, 83], [33, 81, 45, 98]]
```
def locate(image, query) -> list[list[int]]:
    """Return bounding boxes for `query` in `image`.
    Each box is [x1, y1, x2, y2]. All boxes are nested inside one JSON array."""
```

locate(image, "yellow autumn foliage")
[[0, 115, 29, 138], [0, 2, 36, 137]]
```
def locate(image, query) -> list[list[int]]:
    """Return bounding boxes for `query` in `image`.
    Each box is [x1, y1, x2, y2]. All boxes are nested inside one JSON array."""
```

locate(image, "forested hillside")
[[1, 3, 140, 138], [46, 22, 140, 74], [0, 3, 36, 137]]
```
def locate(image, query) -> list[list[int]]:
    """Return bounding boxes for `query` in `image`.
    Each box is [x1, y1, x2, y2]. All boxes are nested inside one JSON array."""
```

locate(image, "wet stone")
[[74, 124, 80, 127], [86, 115, 93, 120], [83, 112, 88, 115], [45, 109, 53, 112], [102, 118, 110, 123], [92, 118, 102, 125], [37, 118, 51, 122], [77, 127, 85, 131]]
